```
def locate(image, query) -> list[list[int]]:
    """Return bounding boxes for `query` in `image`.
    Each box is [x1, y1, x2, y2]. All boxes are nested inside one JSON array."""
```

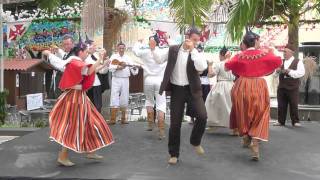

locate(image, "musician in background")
[[108, 42, 139, 125], [274, 44, 305, 127]]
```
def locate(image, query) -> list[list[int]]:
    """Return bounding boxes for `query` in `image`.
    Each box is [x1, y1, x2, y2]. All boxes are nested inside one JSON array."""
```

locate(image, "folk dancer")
[[132, 37, 167, 139], [205, 46, 236, 134], [225, 30, 281, 161], [150, 27, 208, 165], [46, 39, 114, 167]]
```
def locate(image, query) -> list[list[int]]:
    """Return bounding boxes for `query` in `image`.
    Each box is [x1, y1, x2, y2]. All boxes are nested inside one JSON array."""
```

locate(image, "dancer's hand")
[[207, 64, 215, 78], [225, 51, 231, 59], [50, 45, 59, 53], [279, 69, 289, 75], [106, 57, 111, 66], [284, 69, 290, 75], [98, 49, 107, 62], [102, 56, 110, 66], [42, 50, 51, 56], [149, 38, 157, 50], [184, 39, 194, 52]]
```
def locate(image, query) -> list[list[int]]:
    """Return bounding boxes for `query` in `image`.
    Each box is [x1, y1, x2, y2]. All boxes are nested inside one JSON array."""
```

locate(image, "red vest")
[[225, 49, 282, 77], [59, 59, 95, 91]]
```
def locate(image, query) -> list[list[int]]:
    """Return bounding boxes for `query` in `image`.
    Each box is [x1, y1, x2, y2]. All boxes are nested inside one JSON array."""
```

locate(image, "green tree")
[[168, 0, 320, 53], [35, 0, 83, 12], [226, 0, 320, 51]]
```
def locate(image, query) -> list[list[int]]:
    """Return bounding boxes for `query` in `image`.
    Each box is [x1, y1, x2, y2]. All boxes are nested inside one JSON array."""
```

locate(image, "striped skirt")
[[231, 77, 270, 141], [49, 89, 114, 153]]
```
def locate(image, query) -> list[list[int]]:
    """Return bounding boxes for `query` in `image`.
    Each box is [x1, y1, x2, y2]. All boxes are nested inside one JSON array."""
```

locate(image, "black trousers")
[[47, 71, 63, 99], [169, 84, 207, 158], [186, 84, 210, 118], [277, 88, 300, 125], [87, 85, 103, 113]]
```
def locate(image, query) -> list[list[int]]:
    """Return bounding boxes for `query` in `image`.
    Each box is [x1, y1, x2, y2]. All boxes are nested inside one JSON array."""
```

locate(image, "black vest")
[[159, 45, 203, 97], [279, 58, 300, 90]]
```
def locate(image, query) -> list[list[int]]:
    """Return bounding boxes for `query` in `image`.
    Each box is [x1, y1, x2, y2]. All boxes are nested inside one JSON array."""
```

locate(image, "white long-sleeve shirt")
[[132, 42, 167, 79], [85, 54, 109, 86], [152, 46, 207, 86], [48, 53, 70, 72], [109, 53, 139, 78], [56, 48, 68, 60], [284, 56, 305, 79], [47, 48, 71, 72]]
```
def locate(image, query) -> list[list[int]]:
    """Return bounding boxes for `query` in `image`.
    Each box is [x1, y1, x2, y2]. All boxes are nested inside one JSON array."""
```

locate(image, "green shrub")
[[21, 122, 29, 128], [35, 119, 47, 128], [0, 90, 9, 127]]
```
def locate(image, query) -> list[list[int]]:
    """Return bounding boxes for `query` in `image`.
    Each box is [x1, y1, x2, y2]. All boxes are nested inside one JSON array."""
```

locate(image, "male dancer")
[[133, 36, 167, 139], [150, 27, 208, 164]]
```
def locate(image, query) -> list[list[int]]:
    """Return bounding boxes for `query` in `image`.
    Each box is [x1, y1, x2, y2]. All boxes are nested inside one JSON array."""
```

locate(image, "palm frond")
[[169, 0, 215, 30], [226, 0, 291, 42], [226, 0, 263, 42]]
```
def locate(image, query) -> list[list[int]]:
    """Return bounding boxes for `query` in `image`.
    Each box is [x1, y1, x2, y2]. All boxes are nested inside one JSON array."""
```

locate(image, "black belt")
[[171, 84, 190, 89]]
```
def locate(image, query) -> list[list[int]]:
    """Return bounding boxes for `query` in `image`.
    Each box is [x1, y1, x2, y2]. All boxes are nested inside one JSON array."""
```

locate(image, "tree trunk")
[[287, 13, 299, 58], [103, 8, 128, 55]]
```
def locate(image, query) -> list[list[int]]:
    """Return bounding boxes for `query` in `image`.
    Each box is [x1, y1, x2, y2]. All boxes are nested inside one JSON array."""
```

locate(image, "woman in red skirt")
[[225, 30, 281, 161], [48, 40, 114, 166]]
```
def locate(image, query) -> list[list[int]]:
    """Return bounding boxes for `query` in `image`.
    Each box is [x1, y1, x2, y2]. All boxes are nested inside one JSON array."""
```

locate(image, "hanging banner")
[[17, 20, 80, 51], [6, 21, 31, 43]]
